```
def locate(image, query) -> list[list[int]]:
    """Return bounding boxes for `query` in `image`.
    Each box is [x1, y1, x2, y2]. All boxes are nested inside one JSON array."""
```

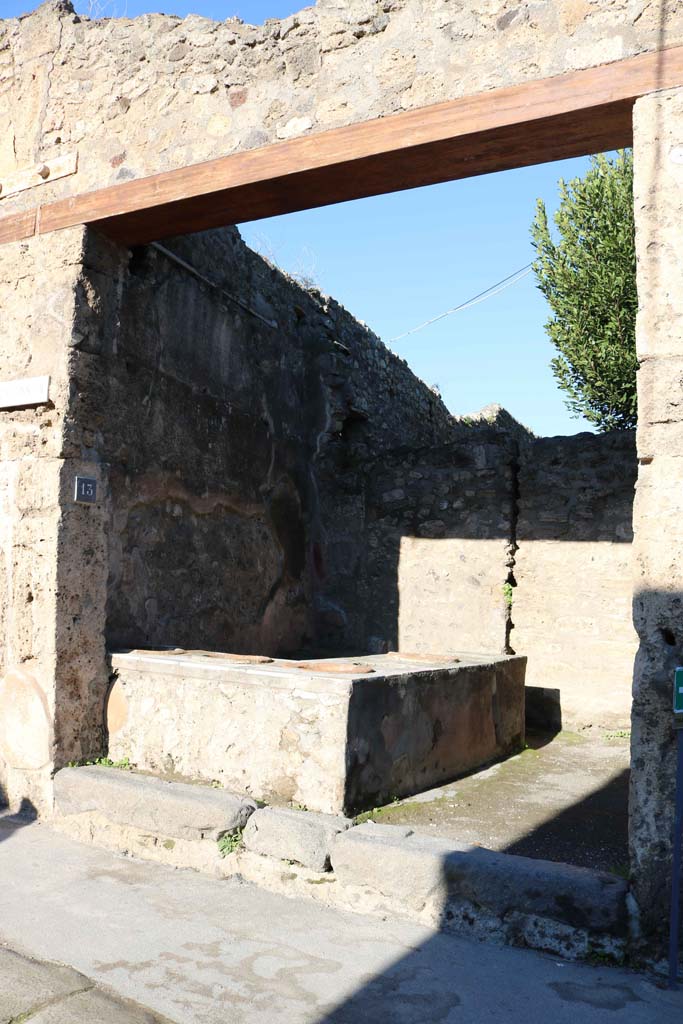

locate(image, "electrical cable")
[[389, 262, 534, 343]]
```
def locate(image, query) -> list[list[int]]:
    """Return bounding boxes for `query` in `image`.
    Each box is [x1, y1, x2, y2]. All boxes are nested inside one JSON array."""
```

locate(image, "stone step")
[[52, 766, 631, 962], [54, 765, 256, 840], [331, 822, 629, 941]]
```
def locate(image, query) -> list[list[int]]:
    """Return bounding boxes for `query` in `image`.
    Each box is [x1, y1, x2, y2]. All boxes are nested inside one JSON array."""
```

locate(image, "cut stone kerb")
[[331, 823, 628, 938], [243, 806, 353, 871], [106, 649, 525, 815], [54, 766, 257, 840]]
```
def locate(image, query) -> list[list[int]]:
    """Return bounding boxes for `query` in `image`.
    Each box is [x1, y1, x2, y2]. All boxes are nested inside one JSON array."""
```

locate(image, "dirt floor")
[[358, 729, 630, 876]]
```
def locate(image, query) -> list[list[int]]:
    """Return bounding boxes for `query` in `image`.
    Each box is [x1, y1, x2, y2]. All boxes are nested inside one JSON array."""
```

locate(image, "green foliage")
[[67, 756, 132, 769], [531, 150, 637, 431], [217, 829, 243, 856], [502, 582, 513, 609], [353, 807, 384, 826]]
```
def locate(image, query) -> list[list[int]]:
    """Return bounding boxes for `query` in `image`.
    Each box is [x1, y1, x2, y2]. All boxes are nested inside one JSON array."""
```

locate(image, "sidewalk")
[[0, 813, 681, 1024], [0, 945, 171, 1023]]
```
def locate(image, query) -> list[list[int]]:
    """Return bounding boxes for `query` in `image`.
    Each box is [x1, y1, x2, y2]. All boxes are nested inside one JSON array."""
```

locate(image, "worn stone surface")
[[242, 806, 353, 871], [1, 2, 682, 217], [346, 730, 631, 874], [0, 226, 109, 814], [514, 432, 638, 728], [0, 945, 90, 1022], [54, 765, 256, 839], [3, 819, 679, 1024], [0, 944, 173, 1023], [107, 650, 525, 813], [630, 85, 683, 946], [29, 988, 172, 1024], [331, 821, 628, 937]]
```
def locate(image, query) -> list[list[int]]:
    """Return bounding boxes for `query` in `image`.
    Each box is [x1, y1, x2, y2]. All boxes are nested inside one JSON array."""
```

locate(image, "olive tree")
[[531, 150, 637, 431]]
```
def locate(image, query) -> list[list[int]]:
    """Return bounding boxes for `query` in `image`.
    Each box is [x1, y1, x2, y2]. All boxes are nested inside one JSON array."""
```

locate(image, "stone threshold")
[[53, 766, 630, 964]]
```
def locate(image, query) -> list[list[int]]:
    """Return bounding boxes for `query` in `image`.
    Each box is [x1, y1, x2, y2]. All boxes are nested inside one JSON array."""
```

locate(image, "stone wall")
[[514, 432, 638, 729], [324, 424, 638, 733], [1, 2, 683, 223], [65, 226, 460, 659], [630, 85, 683, 942], [0, 226, 109, 812], [315, 422, 520, 655]]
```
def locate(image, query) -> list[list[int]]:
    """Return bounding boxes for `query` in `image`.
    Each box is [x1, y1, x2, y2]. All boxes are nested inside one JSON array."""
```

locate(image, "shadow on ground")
[[0, 797, 38, 844], [504, 768, 630, 872]]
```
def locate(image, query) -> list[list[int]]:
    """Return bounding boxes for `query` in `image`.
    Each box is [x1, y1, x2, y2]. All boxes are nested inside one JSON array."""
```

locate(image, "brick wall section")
[[514, 431, 637, 729]]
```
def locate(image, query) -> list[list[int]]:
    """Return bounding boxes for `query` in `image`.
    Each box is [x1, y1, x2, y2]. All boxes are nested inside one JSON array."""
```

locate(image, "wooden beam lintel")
[[0, 44, 680, 248]]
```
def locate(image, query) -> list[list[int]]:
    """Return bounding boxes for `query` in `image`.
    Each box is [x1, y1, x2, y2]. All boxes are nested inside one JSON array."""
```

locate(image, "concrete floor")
[[0, 814, 679, 1024], [356, 729, 630, 873]]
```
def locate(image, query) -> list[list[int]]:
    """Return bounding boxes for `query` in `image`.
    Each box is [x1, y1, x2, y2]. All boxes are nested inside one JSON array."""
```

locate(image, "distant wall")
[[514, 432, 638, 728], [318, 424, 638, 730], [315, 428, 519, 656]]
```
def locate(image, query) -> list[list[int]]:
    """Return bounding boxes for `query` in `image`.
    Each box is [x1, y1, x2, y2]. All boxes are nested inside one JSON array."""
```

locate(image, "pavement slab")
[[0, 815, 681, 1024], [0, 944, 171, 1024], [0, 946, 90, 1022]]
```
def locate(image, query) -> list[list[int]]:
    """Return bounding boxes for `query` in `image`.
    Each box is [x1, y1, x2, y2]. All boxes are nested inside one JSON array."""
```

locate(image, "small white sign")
[[0, 375, 50, 410]]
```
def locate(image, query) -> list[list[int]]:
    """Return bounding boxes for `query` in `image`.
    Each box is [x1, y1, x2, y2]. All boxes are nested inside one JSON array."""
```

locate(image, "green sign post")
[[675, 667, 683, 715]]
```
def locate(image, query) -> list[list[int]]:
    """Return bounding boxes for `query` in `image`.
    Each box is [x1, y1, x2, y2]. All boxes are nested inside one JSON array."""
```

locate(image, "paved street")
[[0, 814, 681, 1024]]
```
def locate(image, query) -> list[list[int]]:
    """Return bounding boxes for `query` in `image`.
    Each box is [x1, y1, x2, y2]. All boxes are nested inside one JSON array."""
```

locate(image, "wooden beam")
[[2, 45, 682, 247], [0, 208, 36, 246]]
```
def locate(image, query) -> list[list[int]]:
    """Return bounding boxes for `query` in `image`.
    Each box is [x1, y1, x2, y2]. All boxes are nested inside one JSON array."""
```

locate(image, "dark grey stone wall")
[[65, 227, 459, 656]]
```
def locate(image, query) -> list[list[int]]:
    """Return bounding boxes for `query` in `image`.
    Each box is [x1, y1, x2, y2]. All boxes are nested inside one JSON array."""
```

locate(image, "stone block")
[[242, 806, 353, 870], [108, 650, 526, 814], [331, 823, 627, 935], [54, 766, 256, 840]]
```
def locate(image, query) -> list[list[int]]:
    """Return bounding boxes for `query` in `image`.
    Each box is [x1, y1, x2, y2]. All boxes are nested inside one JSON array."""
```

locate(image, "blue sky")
[[2, 0, 599, 436]]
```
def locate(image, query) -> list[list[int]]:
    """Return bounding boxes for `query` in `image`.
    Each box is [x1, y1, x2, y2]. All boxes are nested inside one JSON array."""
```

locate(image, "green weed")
[[67, 756, 133, 770], [217, 829, 243, 857]]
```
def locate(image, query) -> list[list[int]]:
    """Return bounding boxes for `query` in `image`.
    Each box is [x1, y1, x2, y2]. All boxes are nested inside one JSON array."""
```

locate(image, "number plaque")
[[74, 476, 97, 504]]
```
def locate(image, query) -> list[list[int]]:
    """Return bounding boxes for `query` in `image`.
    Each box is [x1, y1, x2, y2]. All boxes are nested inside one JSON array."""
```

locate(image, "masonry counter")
[[106, 650, 526, 815]]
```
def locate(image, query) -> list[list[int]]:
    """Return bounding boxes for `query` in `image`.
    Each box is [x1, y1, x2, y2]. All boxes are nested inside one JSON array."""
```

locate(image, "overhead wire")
[[389, 261, 534, 343]]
